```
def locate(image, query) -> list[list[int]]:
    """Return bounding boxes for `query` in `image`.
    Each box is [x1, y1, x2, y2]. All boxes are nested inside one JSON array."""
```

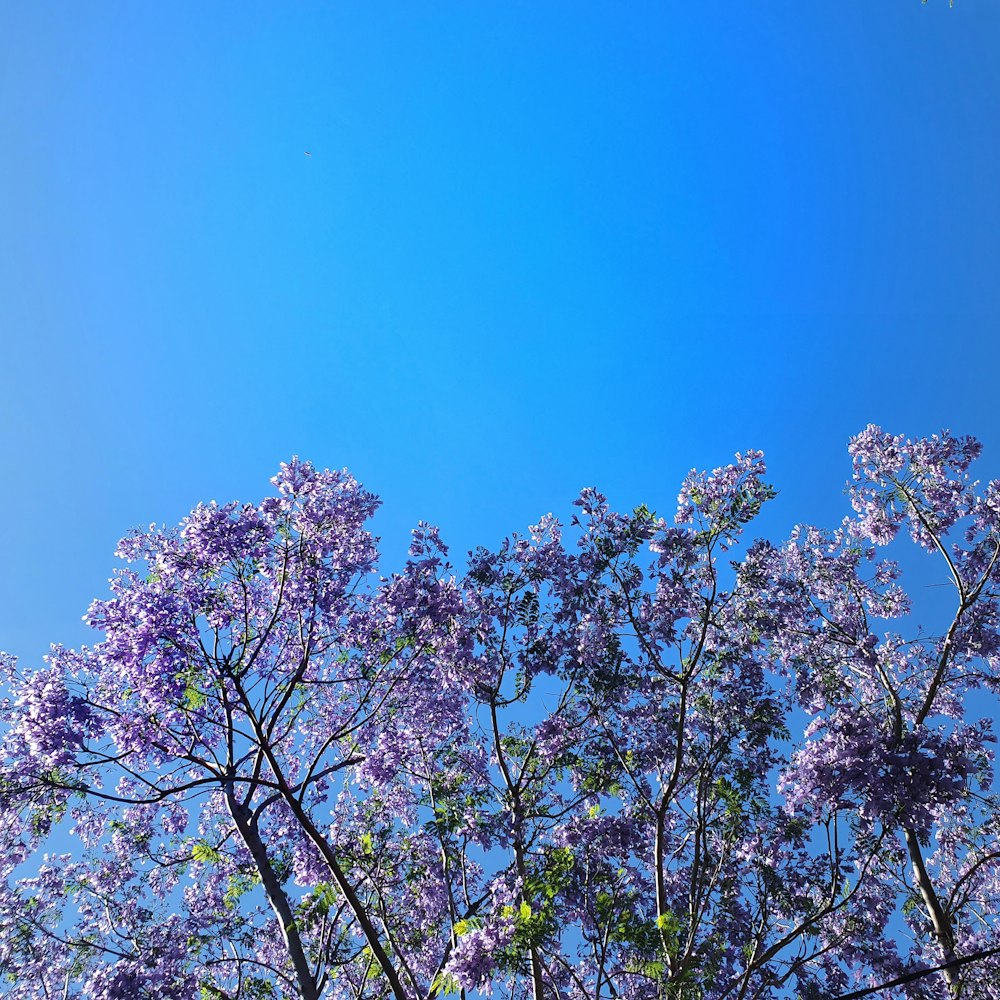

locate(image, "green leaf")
[[453, 916, 483, 937], [430, 971, 461, 997], [192, 842, 222, 864], [183, 684, 207, 710]]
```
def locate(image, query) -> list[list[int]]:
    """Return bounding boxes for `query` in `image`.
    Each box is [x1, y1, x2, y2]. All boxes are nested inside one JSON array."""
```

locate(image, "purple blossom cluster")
[[780, 714, 984, 836], [3, 658, 90, 770]]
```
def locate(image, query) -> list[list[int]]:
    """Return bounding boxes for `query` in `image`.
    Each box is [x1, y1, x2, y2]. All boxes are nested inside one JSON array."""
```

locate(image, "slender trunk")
[[511, 832, 546, 1000], [904, 827, 961, 995], [653, 805, 675, 981], [226, 792, 321, 1000], [279, 793, 411, 1000]]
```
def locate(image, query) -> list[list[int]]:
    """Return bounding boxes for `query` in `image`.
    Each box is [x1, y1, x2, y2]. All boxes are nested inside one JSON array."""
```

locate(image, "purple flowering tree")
[[2, 430, 999, 999]]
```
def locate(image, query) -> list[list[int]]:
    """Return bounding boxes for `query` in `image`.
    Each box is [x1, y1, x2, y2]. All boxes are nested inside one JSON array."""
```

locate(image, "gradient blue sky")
[[1, 2, 998, 663]]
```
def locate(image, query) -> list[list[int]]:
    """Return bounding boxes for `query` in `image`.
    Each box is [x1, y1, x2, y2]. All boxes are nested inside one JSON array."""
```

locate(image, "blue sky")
[[1, 2, 998, 663]]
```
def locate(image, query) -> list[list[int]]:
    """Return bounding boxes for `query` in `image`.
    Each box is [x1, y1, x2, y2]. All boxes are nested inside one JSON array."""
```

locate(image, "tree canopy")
[[2, 427, 1000, 999]]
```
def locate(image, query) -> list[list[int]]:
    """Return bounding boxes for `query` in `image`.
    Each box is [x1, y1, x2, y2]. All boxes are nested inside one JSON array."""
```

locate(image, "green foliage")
[[452, 915, 484, 938], [183, 684, 207, 710], [515, 590, 540, 628], [501, 847, 577, 956], [223, 872, 261, 911], [191, 842, 222, 864], [201, 977, 276, 1000], [594, 890, 663, 952], [175, 663, 208, 710], [429, 970, 462, 997]]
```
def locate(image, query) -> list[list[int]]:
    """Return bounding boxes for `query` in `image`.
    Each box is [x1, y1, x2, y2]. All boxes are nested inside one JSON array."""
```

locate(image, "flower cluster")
[[780, 713, 985, 836]]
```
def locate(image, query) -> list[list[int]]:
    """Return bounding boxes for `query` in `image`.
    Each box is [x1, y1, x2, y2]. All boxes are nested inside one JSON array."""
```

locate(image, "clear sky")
[[1, 2, 998, 664]]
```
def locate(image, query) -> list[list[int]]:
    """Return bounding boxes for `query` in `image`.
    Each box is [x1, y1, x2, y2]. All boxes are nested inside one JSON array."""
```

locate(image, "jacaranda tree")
[[2, 427, 999, 999]]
